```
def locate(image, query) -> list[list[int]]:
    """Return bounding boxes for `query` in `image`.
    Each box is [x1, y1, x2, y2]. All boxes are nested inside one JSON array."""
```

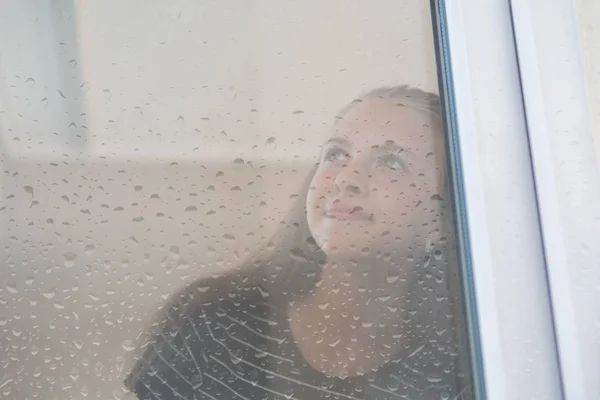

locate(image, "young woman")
[[124, 85, 471, 399]]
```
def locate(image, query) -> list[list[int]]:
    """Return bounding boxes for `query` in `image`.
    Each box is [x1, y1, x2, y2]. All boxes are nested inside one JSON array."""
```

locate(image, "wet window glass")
[[1, 1, 473, 399]]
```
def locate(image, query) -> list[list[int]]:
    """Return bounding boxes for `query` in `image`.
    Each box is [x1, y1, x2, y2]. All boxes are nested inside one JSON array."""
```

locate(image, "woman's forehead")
[[331, 99, 438, 151]]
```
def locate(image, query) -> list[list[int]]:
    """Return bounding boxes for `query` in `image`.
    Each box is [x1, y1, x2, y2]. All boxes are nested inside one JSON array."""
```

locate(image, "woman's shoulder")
[[148, 268, 273, 340], [123, 268, 276, 399], [176, 268, 271, 310]]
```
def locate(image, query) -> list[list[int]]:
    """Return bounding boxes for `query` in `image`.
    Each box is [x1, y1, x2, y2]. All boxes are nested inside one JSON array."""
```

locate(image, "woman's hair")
[[125, 84, 470, 394]]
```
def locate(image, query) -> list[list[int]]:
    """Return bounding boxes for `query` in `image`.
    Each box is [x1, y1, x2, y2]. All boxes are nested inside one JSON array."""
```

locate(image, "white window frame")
[[438, 0, 563, 398], [511, 0, 600, 398]]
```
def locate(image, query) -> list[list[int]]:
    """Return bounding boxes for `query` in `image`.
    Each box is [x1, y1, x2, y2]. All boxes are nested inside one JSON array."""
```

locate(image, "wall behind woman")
[[0, 1, 440, 398]]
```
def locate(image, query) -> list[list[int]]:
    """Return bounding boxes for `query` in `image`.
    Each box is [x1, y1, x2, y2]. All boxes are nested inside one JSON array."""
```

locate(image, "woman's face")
[[306, 98, 444, 259]]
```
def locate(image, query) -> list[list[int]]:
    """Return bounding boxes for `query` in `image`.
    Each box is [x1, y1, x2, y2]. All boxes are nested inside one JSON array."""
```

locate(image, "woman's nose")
[[334, 165, 369, 196]]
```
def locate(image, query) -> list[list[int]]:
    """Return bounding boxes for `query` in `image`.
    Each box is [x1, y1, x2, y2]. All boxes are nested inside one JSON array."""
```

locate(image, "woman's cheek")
[[306, 169, 333, 215], [312, 168, 337, 195]]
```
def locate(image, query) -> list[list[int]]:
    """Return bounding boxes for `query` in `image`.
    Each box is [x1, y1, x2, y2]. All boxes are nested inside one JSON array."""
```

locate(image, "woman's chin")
[[318, 237, 375, 259]]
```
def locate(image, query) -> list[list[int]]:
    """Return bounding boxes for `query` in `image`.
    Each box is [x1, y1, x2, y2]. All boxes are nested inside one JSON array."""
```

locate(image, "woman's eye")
[[324, 147, 349, 162], [380, 154, 404, 170]]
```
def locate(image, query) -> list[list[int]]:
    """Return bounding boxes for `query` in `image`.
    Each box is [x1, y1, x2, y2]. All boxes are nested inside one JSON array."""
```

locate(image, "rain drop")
[[6, 283, 18, 294], [64, 252, 77, 268], [176, 260, 189, 270], [122, 340, 135, 352], [84, 245, 95, 256], [387, 272, 400, 284], [289, 248, 307, 262]]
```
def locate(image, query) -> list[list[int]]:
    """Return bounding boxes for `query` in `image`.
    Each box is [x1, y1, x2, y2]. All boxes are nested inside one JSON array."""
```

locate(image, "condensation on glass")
[[0, 1, 472, 399]]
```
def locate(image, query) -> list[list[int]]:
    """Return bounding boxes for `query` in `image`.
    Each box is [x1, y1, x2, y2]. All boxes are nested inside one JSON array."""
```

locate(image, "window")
[[1, 1, 568, 399]]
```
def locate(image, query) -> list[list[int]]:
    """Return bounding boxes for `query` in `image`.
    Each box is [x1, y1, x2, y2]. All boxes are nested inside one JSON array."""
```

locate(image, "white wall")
[[0, 1, 438, 399]]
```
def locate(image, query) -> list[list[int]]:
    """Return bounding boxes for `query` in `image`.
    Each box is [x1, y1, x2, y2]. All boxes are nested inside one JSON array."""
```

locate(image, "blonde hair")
[[338, 85, 442, 124]]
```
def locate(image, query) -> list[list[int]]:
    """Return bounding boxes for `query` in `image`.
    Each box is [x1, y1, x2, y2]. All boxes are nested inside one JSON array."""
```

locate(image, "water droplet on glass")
[[6, 283, 18, 294], [196, 285, 210, 293], [64, 252, 77, 267], [387, 272, 400, 284], [122, 340, 135, 352], [231, 348, 244, 364], [84, 245, 95, 256], [426, 374, 443, 383], [43, 288, 56, 299], [176, 260, 189, 270], [289, 248, 307, 262]]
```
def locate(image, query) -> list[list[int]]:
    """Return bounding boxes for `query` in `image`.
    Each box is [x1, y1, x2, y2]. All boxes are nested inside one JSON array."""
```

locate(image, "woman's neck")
[[287, 258, 412, 378]]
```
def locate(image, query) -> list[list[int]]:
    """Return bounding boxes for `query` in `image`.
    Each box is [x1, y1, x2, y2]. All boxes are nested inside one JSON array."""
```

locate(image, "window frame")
[[436, 0, 563, 398], [511, 0, 600, 398]]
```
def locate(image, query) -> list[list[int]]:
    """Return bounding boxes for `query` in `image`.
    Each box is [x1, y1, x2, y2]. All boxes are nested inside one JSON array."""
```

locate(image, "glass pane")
[[0, 1, 473, 399]]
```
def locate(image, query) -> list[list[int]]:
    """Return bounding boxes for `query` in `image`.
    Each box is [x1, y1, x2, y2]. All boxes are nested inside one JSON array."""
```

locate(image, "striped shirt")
[[125, 278, 468, 399]]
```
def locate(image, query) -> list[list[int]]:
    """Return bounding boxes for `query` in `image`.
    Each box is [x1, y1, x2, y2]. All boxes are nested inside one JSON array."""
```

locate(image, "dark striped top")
[[124, 276, 469, 399]]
